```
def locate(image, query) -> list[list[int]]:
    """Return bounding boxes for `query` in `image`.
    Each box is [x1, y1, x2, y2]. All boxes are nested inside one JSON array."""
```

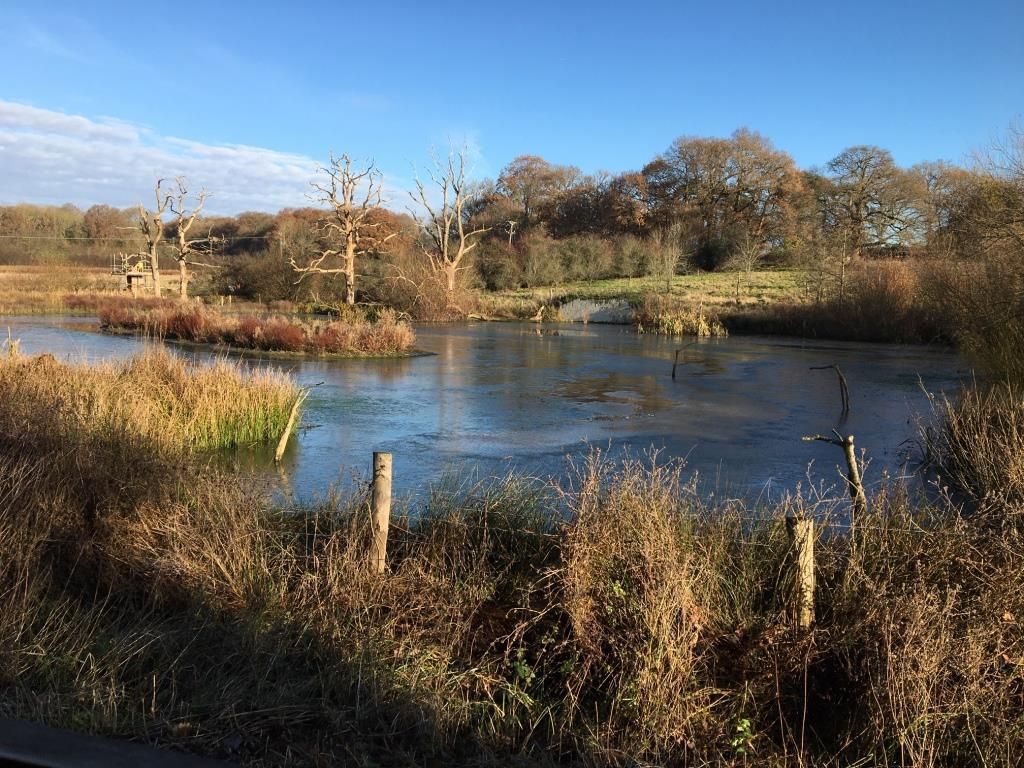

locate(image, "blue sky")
[[1, 0, 1022, 212]]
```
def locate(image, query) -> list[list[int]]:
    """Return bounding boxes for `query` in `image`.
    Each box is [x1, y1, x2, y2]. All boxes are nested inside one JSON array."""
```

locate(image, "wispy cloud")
[[0, 100, 324, 214], [19, 21, 84, 62]]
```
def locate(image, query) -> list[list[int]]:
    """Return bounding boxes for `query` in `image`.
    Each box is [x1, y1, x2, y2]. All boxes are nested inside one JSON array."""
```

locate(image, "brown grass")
[[98, 303, 416, 357], [634, 293, 728, 337], [0, 346, 300, 454], [0, 265, 124, 314], [1, 417, 1022, 766], [924, 382, 1024, 506], [722, 261, 949, 344]]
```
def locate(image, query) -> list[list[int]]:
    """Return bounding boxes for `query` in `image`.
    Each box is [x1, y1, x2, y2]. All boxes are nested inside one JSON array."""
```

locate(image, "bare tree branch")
[[407, 146, 491, 310], [291, 153, 394, 305], [168, 176, 210, 300]]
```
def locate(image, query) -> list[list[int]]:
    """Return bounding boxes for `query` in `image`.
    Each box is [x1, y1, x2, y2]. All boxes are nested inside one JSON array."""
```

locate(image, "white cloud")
[[0, 100, 323, 214]]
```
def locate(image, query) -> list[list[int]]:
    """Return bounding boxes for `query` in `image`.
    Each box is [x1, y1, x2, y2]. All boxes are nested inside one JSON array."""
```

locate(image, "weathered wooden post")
[[369, 452, 392, 574], [274, 392, 306, 464], [786, 516, 815, 631]]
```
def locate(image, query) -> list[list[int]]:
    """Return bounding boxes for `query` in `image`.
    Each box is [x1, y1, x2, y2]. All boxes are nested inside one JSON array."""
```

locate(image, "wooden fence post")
[[786, 516, 815, 631], [369, 452, 392, 574]]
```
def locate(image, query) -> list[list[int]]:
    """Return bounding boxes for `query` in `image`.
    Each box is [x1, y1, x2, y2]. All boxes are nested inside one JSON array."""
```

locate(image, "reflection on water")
[[3, 316, 966, 501]]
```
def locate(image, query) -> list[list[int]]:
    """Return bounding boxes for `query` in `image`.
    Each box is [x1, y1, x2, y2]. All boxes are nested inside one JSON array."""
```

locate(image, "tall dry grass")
[[2, 430, 1022, 765], [924, 382, 1024, 506], [723, 260, 948, 344], [0, 347, 300, 454], [634, 293, 728, 337], [99, 302, 416, 356]]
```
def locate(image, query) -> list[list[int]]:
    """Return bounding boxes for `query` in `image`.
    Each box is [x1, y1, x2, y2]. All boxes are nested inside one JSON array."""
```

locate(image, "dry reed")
[[99, 303, 416, 356]]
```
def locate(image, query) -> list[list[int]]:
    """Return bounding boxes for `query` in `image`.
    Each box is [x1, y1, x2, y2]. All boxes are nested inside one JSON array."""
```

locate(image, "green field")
[[493, 268, 807, 308]]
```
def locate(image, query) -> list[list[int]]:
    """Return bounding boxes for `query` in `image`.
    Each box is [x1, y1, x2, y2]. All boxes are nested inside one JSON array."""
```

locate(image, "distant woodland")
[[1, 127, 1021, 331]]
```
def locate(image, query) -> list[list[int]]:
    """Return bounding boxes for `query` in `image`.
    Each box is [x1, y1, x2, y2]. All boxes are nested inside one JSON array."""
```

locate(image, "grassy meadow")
[[0, 265, 122, 314], [0, 264, 210, 315], [485, 268, 805, 313]]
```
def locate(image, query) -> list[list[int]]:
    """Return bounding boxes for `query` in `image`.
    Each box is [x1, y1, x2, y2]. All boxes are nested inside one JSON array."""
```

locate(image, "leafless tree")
[[168, 177, 212, 300], [729, 230, 767, 300], [291, 154, 393, 305], [647, 218, 694, 293], [408, 148, 491, 309], [137, 180, 172, 297], [826, 146, 918, 258]]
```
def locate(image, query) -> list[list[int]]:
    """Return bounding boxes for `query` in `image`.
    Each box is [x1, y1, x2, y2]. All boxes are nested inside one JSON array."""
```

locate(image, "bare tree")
[[647, 218, 694, 293], [728, 230, 766, 300], [826, 146, 918, 258], [137, 180, 172, 297], [291, 154, 393, 305], [408, 148, 491, 308], [168, 177, 211, 300]]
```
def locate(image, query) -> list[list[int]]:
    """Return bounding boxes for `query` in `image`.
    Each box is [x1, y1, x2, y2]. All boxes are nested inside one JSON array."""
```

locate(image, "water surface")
[[3, 316, 966, 501]]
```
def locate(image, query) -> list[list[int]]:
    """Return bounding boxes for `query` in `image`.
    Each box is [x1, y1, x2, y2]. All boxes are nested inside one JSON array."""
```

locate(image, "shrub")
[[259, 318, 306, 351], [926, 255, 1024, 384], [635, 293, 728, 337]]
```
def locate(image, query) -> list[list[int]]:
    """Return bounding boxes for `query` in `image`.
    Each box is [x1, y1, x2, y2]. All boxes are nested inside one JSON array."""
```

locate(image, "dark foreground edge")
[[0, 718, 232, 768]]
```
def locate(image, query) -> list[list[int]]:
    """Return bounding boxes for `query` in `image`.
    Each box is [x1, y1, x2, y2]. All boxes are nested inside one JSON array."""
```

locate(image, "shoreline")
[[98, 326, 432, 360]]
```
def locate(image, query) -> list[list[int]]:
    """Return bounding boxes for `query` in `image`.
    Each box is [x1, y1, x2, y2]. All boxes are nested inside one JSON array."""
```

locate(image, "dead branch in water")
[[671, 342, 698, 380], [811, 364, 850, 414]]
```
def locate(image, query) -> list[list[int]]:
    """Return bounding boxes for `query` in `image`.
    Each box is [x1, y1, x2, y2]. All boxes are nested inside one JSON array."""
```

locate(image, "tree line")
[[0, 126, 1020, 312]]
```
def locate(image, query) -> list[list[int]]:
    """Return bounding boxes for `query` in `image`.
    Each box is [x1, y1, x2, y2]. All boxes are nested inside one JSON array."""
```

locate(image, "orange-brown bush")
[[723, 260, 949, 343], [98, 303, 416, 356]]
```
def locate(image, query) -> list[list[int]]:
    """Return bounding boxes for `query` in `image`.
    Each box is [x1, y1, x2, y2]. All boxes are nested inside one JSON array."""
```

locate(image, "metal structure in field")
[[111, 252, 153, 296]]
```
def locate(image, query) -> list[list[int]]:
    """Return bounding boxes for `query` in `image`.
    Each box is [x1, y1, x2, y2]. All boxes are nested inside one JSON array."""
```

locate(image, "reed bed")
[[2, 432, 1022, 766], [923, 382, 1024, 506], [634, 293, 728, 337], [99, 302, 416, 356], [0, 347, 301, 454]]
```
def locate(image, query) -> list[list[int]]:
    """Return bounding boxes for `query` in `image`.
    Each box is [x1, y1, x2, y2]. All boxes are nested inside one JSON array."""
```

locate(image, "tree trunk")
[[344, 238, 356, 305], [445, 264, 457, 304], [150, 247, 161, 297], [178, 259, 189, 300]]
